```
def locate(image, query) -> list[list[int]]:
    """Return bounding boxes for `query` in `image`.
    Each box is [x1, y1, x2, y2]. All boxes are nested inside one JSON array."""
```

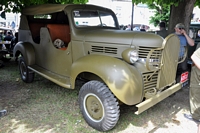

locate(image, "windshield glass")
[[73, 10, 116, 28]]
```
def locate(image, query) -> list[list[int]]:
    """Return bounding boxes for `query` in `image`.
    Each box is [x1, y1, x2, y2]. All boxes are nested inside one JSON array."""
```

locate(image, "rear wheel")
[[19, 57, 34, 83], [78, 80, 120, 131]]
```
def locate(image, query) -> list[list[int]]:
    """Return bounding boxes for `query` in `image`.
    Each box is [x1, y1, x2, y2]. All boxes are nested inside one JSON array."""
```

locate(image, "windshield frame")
[[72, 8, 119, 29]]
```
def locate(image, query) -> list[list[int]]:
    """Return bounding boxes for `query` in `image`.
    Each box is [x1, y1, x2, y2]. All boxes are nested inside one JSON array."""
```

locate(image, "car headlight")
[[122, 48, 139, 64]]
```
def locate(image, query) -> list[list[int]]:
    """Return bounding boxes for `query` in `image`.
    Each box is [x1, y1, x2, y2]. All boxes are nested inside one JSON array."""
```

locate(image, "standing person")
[[156, 21, 168, 38], [174, 23, 194, 79], [184, 43, 200, 133], [10, 32, 18, 51], [125, 24, 131, 31], [4, 32, 13, 41], [10, 21, 16, 29], [140, 25, 146, 32], [3, 32, 13, 50]]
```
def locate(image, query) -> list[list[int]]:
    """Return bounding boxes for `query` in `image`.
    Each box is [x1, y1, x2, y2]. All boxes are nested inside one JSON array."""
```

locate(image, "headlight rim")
[[122, 48, 139, 64]]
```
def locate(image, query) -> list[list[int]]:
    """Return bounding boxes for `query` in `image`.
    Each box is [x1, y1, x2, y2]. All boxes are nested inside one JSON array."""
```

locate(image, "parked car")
[[14, 4, 188, 131]]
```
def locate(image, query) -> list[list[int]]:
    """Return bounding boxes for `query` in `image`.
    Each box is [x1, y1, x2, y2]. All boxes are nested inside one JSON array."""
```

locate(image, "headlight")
[[122, 48, 139, 64], [130, 50, 139, 63]]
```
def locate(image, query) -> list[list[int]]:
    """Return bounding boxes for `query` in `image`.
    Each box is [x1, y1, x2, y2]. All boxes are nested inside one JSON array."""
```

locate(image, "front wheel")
[[19, 57, 35, 83], [78, 80, 120, 131]]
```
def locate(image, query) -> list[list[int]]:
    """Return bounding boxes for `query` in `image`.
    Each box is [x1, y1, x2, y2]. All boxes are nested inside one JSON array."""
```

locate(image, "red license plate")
[[180, 71, 189, 83]]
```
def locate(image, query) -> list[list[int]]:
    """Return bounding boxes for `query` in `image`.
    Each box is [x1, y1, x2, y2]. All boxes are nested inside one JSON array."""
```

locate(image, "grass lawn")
[[0, 59, 198, 133]]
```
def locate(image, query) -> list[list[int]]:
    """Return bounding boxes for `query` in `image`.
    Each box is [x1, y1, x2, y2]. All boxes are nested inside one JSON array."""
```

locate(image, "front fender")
[[71, 55, 143, 105], [14, 42, 35, 65]]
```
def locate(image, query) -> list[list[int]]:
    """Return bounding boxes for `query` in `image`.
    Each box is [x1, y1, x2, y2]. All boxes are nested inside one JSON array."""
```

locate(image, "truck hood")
[[83, 29, 164, 48]]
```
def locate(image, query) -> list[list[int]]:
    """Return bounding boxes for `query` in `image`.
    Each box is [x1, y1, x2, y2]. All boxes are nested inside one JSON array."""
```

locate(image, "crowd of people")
[[0, 31, 12, 42], [0, 30, 18, 51], [120, 24, 148, 31]]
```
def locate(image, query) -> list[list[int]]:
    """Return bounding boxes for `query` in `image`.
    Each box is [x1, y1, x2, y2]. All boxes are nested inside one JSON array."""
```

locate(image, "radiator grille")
[[146, 47, 163, 69], [91, 46, 117, 54], [142, 71, 158, 90]]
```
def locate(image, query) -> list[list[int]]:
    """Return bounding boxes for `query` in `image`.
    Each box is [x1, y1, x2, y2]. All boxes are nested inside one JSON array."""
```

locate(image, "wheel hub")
[[85, 94, 104, 121], [91, 101, 100, 113]]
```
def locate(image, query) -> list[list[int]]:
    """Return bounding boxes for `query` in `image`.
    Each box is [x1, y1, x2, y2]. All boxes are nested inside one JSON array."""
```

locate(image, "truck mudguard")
[[71, 54, 143, 105], [14, 42, 35, 65]]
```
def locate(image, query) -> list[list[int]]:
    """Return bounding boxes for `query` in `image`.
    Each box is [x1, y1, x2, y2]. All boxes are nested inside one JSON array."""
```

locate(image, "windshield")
[[73, 10, 117, 28]]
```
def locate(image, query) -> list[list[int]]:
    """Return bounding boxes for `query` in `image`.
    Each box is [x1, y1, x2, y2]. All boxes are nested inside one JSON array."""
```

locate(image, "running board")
[[135, 83, 182, 115], [28, 65, 71, 89]]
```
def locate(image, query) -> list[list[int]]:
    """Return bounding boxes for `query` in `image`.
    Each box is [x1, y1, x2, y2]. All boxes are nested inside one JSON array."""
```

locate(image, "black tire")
[[78, 80, 120, 131], [19, 57, 34, 83]]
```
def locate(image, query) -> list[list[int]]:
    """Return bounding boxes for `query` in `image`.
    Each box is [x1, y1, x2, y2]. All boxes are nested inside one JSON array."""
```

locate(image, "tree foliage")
[[132, 0, 182, 6], [0, 0, 88, 19], [132, 0, 197, 33], [148, 3, 170, 27], [146, 0, 200, 28]]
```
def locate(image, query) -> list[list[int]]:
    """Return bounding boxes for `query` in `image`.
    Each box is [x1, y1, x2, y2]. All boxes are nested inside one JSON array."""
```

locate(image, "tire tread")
[[78, 80, 120, 131]]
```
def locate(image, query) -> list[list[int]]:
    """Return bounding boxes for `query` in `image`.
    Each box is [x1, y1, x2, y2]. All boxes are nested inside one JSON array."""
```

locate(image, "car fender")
[[71, 55, 143, 105], [14, 42, 35, 65]]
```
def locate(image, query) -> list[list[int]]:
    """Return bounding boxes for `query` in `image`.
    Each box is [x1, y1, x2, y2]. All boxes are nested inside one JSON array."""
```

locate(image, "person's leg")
[[190, 67, 200, 120], [184, 66, 200, 122]]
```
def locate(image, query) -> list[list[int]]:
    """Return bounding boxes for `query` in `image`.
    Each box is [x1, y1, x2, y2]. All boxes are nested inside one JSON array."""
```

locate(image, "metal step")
[[28, 65, 71, 89]]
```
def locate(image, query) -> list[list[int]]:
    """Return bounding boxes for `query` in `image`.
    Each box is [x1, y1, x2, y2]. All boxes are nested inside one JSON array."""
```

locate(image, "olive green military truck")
[[14, 4, 188, 131]]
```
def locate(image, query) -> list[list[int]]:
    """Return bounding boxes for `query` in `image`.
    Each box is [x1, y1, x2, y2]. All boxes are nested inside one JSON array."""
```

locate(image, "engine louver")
[[91, 46, 117, 54], [138, 46, 161, 58]]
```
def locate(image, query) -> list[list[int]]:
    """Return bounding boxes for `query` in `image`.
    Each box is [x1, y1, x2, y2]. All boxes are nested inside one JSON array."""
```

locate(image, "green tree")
[[148, 3, 170, 27], [0, 0, 88, 19], [132, 0, 197, 33]]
